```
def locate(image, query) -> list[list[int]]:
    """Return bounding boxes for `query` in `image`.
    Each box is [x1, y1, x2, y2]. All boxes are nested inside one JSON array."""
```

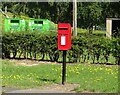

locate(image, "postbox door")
[[58, 30, 71, 50]]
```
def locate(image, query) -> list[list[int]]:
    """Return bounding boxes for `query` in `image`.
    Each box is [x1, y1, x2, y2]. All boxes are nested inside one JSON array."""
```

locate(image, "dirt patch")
[[2, 84, 80, 93], [2, 59, 57, 66], [2, 58, 117, 67], [2, 58, 118, 68], [40, 83, 80, 93]]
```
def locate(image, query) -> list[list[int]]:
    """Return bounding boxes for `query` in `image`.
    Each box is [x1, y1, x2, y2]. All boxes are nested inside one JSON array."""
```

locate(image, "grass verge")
[[1, 60, 119, 93]]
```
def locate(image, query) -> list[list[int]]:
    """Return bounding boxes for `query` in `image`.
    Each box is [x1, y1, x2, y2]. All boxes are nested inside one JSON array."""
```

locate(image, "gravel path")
[[2, 83, 79, 93]]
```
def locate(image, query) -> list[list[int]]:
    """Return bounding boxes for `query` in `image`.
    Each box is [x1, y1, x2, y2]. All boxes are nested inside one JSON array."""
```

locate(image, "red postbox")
[[58, 23, 71, 50]]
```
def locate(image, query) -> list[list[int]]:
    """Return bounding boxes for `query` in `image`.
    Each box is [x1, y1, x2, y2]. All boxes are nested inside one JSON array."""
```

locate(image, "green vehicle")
[[27, 19, 57, 33], [4, 18, 26, 32]]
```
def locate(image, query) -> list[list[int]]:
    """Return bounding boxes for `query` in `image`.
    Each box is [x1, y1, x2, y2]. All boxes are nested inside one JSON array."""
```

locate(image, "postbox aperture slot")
[[58, 33, 68, 35], [59, 28, 68, 30]]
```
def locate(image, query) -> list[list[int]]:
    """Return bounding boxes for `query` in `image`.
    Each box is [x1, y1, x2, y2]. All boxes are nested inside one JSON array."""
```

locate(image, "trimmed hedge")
[[2, 31, 120, 65]]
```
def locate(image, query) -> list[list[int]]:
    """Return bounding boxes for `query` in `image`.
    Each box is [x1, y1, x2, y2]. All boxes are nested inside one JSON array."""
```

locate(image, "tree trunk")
[[0, 6, 9, 18]]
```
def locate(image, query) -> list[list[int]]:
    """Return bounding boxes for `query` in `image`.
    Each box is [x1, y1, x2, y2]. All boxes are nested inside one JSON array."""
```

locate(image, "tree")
[[1, 2, 120, 29], [77, 2, 103, 29], [0, 2, 9, 18]]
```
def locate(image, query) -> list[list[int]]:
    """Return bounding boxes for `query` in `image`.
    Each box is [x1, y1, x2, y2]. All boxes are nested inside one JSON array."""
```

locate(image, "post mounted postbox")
[[58, 23, 71, 50]]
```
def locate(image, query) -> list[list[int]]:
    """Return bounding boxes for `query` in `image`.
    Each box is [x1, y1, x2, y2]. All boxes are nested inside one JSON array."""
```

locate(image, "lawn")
[[77, 28, 106, 36], [1, 60, 119, 93]]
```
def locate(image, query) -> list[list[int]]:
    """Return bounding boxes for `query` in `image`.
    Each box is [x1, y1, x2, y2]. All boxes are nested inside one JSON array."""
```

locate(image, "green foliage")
[[67, 35, 113, 64], [111, 37, 120, 65], [2, 31, 58, 60], [77, 2, 102, 28], [2, 31, 120, 64], [2, 2, 120, 28]]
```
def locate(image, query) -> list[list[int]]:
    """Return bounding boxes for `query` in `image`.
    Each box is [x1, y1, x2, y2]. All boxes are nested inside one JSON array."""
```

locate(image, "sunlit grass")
[[1, 60, 119, 93], [77, 28, 106, 37], [77, 28, 106, 34]]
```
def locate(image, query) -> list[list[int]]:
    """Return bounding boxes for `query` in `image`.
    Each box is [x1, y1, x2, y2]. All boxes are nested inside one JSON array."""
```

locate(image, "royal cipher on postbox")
[[58, 23, 72, 50]]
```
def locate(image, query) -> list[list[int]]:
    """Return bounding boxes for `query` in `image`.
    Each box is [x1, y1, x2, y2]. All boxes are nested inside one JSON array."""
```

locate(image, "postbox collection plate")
[[61, 36, 66, 45]]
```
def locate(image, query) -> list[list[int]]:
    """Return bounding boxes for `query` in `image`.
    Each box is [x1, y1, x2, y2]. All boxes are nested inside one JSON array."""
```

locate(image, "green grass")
[[67, 64, 119, 93], [77, 28, 106, 37], [1, 60, 119, 93], [77, 28, 106, 34]]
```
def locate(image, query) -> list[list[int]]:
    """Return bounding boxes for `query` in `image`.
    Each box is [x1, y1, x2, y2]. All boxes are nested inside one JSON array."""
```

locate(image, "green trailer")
[[27, 19, 57, 33], [4, 18, 26, 32]]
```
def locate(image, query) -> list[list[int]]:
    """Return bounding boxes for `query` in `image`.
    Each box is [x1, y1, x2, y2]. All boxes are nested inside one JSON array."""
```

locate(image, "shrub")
[[2, 31, 120, 64], [111, 37, 120, 65]]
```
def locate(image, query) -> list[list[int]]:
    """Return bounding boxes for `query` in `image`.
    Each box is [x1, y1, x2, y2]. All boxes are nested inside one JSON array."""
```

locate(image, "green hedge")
[[2, 31, 120, 65]]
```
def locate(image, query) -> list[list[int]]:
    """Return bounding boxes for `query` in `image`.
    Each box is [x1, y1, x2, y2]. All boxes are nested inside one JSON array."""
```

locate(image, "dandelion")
[[96, 79, 101, 81], [46, 75, 49, 77], [14, 76, 16, 79], [44, 81, 47, 84], [36, 76, 39, 78], [105, 68, 112, 71], [76, 72, 80, 74], [52, 63, 55, 65], [58, 76, 61, 78], [111, 72, 114, 75], [82, 68, 84, 70], [27, 75, 30, 76], [36, 81, 38, 83], [78, 64, 81, 66], [99, 68, 103, 70], [66, 74, 68, 76], [94, 69, 98, 72], [59, 74, 62, 77], [89, 68, 92, 71]]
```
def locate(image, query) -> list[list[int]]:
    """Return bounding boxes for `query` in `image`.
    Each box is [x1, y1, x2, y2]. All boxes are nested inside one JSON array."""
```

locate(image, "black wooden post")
[[62, 50, 67, 85]]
